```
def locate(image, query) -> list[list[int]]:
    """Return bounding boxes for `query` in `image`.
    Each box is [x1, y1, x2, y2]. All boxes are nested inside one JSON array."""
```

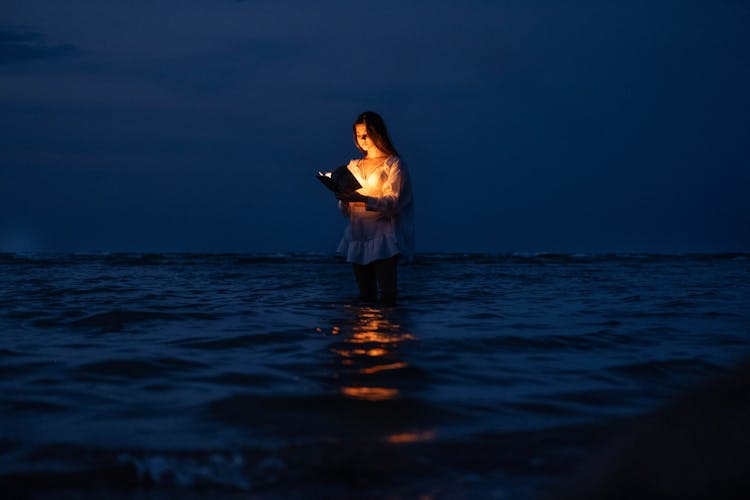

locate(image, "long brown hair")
[[352, 111, 399, 156]]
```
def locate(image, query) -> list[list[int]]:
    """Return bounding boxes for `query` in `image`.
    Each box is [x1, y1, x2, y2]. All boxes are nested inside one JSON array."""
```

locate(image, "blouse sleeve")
[[365, 156, 412, 217]]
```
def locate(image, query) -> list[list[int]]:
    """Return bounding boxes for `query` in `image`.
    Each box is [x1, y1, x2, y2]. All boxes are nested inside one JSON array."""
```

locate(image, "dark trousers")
[[352, 254, 399, 306]]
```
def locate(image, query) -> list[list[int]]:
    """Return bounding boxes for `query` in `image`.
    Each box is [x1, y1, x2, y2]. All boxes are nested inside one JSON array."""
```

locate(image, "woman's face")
[[355, 123, 373, 153]]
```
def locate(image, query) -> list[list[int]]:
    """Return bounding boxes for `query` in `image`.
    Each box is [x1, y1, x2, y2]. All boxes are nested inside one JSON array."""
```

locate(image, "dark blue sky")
[[2, 0, 748, 253]]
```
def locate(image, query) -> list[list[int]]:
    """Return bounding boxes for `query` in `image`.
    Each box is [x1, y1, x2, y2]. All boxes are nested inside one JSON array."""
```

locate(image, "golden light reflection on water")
[[386, 430, 437, 444], [331, 347, 388, 358], [360, 362, 408, 374], [320, 307, 436, 444], [328, 306, 415, 403], [347, 331, 415, 344], [341, 386, 399, 401]]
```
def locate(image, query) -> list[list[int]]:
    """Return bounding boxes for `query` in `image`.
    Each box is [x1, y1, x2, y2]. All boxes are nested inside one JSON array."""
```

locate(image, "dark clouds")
[[1, 1, 749, 253], [0, 29, 76, 64]]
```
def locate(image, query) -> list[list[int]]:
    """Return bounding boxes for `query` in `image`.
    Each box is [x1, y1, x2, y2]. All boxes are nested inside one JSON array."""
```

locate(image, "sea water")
[[1, 253, 749, 498]]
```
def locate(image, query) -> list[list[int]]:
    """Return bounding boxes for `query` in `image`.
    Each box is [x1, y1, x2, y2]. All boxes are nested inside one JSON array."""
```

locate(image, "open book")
[[316, 164, 362, 194]]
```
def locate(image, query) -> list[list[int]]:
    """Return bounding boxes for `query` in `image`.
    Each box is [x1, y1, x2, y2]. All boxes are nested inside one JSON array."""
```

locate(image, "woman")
[[335, 111, 414, 306]]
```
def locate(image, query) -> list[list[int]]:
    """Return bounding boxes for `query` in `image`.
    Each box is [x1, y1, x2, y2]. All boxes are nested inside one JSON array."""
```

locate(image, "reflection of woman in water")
[[335, 111, 415, 306]]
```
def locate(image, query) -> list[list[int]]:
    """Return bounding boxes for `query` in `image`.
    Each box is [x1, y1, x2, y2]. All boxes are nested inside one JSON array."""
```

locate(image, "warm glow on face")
[[341, 386, 399, 401], [386, 431, 436, 444], [355, 123, 369, 151]]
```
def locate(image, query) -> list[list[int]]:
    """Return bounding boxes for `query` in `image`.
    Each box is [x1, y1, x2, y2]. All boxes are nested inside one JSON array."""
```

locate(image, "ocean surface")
[[1, 252, 749, 498]]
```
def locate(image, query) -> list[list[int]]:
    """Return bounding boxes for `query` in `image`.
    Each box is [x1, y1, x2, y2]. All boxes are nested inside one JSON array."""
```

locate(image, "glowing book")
[[316, 164, 362, 194]]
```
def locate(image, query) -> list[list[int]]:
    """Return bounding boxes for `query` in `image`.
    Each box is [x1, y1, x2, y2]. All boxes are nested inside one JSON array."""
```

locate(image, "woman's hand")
[[335, 191, 368, 204]]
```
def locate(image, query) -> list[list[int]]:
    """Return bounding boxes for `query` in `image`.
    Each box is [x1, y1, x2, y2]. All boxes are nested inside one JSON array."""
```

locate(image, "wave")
[[1, 250, 748, 499], [75, 357, 208, 380], [2, 251, 748, 268], [0, 421, 617, 498], [66, 309, 218, 332]]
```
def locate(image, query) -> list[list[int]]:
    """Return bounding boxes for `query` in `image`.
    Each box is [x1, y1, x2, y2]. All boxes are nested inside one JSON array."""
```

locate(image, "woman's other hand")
[[335, 191, 368, 203]]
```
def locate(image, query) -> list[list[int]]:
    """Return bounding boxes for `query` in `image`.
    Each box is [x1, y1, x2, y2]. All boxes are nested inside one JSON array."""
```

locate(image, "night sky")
[[2, 1, 749, 254]]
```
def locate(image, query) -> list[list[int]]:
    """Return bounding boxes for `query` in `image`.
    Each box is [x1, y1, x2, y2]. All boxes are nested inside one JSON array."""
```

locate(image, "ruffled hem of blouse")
[[337, 233, 401, 265]]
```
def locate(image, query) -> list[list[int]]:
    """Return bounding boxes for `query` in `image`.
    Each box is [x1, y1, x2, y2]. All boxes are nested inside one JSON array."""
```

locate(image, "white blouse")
[[337, 155, 415, 265]]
